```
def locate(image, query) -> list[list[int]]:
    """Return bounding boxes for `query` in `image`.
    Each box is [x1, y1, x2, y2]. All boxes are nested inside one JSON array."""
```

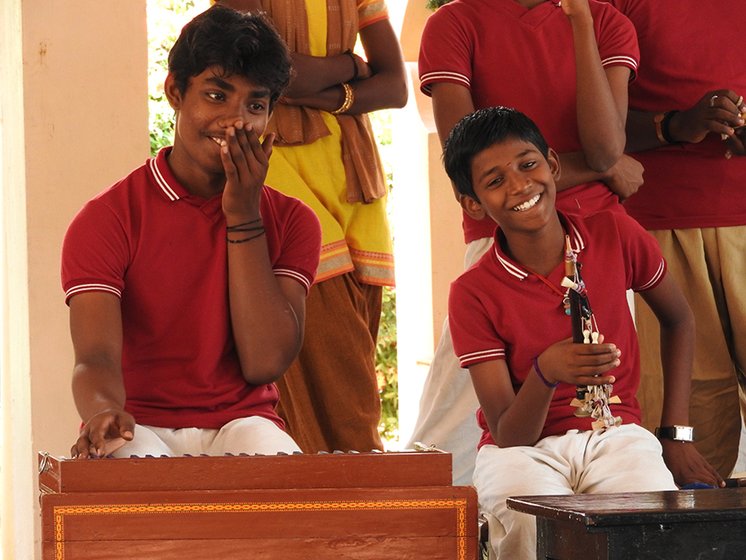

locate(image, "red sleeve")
[[418, 5, 474, 96], [448, 276, 506, 369], [61, 197, 128, 304], [268, 194, 321, 294], [615, 212, 667, 292], [593, 0, 639, 80]]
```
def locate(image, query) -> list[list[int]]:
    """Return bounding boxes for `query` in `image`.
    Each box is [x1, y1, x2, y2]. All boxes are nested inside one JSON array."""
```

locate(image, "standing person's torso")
[[608, 0, 746, 230], [419, 0, 639, 241]]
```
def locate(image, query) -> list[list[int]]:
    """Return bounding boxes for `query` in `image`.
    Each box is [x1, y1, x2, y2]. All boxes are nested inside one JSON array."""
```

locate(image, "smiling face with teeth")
[[164, 66, 273, 198], [461, 137, 561, 236]]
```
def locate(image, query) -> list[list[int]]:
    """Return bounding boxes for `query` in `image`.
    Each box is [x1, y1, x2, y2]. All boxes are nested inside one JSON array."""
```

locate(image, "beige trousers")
[[635, 226, 746, 477], [475, 425, 676, 560], [275, 273, 383, 453]]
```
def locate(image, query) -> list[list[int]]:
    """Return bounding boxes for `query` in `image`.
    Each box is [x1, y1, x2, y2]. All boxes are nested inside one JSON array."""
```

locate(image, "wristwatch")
[[655, 425, 694, 442]]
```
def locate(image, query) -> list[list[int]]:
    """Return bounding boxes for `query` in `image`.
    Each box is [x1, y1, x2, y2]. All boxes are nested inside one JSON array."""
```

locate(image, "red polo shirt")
[[449, 211, 665, 447], [419, 0, 639, 241], [606, 0, 746, 230], [62, 147, 321, 430]]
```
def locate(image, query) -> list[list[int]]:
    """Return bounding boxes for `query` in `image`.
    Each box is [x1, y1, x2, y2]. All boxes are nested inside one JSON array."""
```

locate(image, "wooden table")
[[507, 488, 746, 560]]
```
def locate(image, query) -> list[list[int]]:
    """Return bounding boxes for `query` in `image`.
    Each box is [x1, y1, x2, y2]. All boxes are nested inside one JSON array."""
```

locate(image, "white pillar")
[[1, 2, 149, 558], [1, 1, 34, 556]]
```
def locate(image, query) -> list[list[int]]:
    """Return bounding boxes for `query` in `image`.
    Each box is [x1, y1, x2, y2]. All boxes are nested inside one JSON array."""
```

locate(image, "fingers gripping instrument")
[[561, 235, 622, 430]]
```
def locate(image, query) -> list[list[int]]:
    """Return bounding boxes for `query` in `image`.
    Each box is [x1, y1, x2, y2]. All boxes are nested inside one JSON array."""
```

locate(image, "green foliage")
[[376, 286, 398, 442], [147, 0, 210, 155], [426, 0, 453, 10], [148, 0, 400, 444], [368, 110, 398, 444]]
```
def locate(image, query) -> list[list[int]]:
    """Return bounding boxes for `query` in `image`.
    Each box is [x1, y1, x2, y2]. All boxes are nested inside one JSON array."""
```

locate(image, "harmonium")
[[38, 450, 479, 559]]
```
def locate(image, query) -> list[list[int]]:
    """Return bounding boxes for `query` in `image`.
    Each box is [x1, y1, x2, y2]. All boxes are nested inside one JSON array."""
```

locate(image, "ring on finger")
[[710, 94, 718, 107]]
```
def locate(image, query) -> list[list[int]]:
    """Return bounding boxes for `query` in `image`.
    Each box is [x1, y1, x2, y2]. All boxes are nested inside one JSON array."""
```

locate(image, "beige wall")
[[400, 0, 463, 346], [2, 0, 33, 557], [25, 0, 149, 457], [2, 1, 148, 557]]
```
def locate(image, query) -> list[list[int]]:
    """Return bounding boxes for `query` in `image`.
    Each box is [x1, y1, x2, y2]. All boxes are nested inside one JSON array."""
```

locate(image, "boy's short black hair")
[[443, 106, 550, 200], [168, 5, 291, 106]]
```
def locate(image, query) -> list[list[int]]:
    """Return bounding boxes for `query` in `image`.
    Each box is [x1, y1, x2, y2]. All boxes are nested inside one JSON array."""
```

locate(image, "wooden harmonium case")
[[39, 451, 479, 560]]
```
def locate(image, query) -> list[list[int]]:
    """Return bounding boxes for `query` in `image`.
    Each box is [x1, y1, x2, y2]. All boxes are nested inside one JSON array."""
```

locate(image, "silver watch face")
[[673, 425, 694, 441]]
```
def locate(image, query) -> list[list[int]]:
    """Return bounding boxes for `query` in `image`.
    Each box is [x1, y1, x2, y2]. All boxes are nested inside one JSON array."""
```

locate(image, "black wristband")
[[660, 110, 680, 144], [655, 425, 694, 442], [226, 229, 265, 244]]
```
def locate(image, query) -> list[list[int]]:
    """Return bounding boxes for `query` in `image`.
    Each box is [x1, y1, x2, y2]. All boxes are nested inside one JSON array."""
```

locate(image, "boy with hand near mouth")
[[63, 5, 321, 459], [444, 106, 720, 558]]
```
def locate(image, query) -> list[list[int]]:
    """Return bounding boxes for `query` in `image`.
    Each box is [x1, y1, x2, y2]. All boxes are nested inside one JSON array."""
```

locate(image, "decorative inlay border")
[[53, 498, 469, 559]]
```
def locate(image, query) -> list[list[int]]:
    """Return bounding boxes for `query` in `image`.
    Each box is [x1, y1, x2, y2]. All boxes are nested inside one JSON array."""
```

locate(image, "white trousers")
[[405, 237, 493, 485], [111, 416, 301, 458], [473, 424, 677, 560]]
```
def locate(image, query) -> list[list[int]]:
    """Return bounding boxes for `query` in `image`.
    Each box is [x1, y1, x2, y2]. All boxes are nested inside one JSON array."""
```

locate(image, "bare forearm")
[[284, 76, 405, 115], [487, 372, 554, 447], [338, 70, 408, 113], [283, 19, 406, 114], [471, 366, 554, 447], [555, 151, 608, 192], [349, 18, 407, 112], [284, 58, 406, 114], [284, 52, 358, 98], [72, 363, 126, 422], [658, 320, 696, 427], [227, 241, 302, 384], [571, 19, 626, 170], [640, 278, 697, 427]]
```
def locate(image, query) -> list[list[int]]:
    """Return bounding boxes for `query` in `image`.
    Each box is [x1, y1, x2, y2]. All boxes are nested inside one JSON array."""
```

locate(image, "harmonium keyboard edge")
[[37, 450, 455, 494]]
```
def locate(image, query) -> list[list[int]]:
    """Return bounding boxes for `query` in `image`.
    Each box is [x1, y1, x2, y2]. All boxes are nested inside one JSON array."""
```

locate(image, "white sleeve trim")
[[601, 55, 638, 71], [420, 71, 471, 94], [636, 259, 665, 291], [458, 348, 506, 368], [274, 268, 312, 293], [65, 283, 122, 300]]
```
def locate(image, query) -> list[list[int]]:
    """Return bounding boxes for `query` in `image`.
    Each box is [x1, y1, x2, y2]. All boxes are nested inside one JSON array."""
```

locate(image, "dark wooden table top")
[[507, 487, 746, 528]]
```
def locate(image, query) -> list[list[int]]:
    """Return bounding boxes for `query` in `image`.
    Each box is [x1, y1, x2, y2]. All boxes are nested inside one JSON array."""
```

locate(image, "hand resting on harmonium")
[[71, 408, 135, 459]]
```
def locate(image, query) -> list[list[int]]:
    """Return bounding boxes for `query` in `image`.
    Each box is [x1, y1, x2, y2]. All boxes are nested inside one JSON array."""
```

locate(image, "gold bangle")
[[653, 112, 668, 144], [331, 82, 354, 115]]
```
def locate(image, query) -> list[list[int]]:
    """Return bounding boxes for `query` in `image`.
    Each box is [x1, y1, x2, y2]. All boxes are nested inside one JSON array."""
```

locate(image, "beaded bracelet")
[[533, 356, 558, 389], [331, 82, 354, 115], [226, 229, 265, 244], [226, 224, 265, 233], [226, 218, 262, 231]]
